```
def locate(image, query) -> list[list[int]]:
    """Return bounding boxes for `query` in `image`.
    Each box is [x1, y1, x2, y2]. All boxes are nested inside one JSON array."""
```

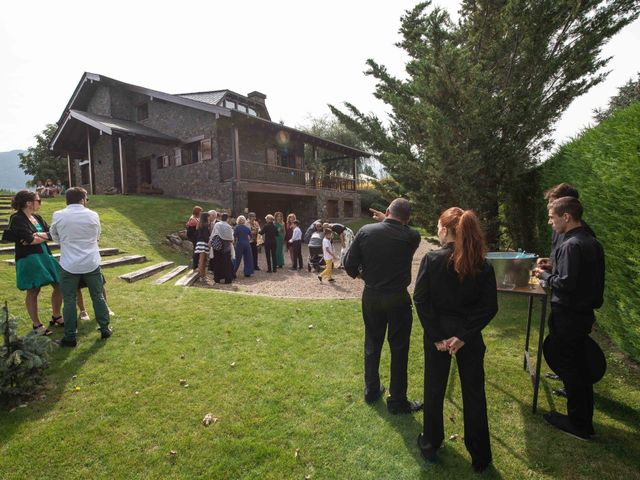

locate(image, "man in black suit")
[[344, 198, 423, 414]]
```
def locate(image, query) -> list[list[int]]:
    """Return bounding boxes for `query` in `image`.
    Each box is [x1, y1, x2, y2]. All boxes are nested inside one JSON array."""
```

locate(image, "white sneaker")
[[108, 308, 115, 316], [79, 310, 90, 321]]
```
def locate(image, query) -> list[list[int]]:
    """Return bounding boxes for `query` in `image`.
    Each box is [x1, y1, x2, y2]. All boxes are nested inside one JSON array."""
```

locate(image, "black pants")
[[264, 241, 277, 272], [362, 289, 413, 405], [547, 305, 595, 433], [250, 242, 259, 269], [423, 333, 491, 466], [291, 240, 303, 269]]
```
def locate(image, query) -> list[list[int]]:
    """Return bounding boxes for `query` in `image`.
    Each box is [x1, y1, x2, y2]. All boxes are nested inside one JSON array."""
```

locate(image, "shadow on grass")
[[0, 324, 107, 445]]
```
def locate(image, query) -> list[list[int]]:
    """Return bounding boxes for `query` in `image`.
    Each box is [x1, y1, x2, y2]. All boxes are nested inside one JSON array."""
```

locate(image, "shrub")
[[359, 187, 387, 213], [0, 303, 52, 403], [538, 102, 640, 361]]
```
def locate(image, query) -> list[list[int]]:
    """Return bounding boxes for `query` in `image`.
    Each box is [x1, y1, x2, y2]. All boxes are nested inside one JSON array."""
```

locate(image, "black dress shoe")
[[55, 338, 77, 348], [543, 411, 590, 440], [101, 327, 113, 339], [417, 434, 438, 462], [387, 399, 424, 415], [472, 459, 492, 473], [364, 384, 385, 404]]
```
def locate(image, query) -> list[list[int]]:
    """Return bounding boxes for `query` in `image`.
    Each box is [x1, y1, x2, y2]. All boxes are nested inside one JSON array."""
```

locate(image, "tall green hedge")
[[539, 102, 640, 360]]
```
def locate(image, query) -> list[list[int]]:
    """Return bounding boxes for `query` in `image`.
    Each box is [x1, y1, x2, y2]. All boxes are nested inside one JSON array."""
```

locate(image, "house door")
[[139, 157, 152, 185]]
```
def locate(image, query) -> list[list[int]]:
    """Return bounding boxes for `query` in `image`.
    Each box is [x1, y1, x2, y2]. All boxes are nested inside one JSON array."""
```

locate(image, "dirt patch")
[[193, 240, 437, 299]]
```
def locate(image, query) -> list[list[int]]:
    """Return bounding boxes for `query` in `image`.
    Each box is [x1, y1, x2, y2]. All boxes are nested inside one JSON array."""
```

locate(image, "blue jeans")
[[61, 267, 110, 340]]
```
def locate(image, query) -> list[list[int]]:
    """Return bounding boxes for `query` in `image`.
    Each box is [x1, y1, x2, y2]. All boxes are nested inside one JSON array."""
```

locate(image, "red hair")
[[439, 207, 486, 281]]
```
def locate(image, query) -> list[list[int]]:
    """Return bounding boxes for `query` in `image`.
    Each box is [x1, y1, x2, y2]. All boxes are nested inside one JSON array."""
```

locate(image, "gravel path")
[[195, 240, 437, 299]]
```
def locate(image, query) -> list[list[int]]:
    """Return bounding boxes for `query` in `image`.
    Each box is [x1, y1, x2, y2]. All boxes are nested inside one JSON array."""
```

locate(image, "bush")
[[359, 187, 387, 213], [537, 102, 640, 361], [0, 303, 52, 404]]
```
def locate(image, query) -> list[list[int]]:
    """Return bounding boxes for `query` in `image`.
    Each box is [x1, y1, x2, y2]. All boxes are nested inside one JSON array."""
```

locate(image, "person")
[[330, 222, 354, 268], [186, 206, 202, 270], [247, 212, 261, 271], [304, 219, 323, 245], [259, 214, 278, 273], [534, 197, 605, 441], [50, 187, 111, 347], [77, 276, 114, 321], [211, 213, 235, 284], [318, 227, 336, 282], [194, 212, 210, 279], [274, 211, 285, 269], [284, 213, 297, 267], [2, 190, 63, 335], [288, 220, 303, 271], [537, 183, 596, 273], [343, 198, 423, 414], [206, 209, 218, 273], [233, 215, 254, 277], [413, 207, 498, 472]]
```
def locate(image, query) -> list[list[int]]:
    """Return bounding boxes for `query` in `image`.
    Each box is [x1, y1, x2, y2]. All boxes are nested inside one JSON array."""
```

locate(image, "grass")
[[0, 195, 639, 479]]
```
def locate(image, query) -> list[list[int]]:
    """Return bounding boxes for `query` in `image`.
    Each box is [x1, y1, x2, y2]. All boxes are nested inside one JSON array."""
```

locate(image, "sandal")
[[33, 324, 53, 336], [50, 315, 64, 327]]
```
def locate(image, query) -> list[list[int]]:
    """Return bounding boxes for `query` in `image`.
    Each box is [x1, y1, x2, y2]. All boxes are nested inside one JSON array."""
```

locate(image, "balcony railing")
[[220, 160, 356, 191]]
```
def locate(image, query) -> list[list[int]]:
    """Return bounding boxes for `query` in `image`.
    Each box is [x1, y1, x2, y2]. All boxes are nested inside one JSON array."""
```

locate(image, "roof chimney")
[[247, 91, 266, 106]]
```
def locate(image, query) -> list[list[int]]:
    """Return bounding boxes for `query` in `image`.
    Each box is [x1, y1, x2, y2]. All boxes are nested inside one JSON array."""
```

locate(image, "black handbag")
[[210, 234, 223, 251]]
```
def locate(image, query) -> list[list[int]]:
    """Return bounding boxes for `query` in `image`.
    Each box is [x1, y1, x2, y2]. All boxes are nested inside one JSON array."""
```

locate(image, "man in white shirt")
[[50, 187, 111, 347], [288, 220, 303, 271]]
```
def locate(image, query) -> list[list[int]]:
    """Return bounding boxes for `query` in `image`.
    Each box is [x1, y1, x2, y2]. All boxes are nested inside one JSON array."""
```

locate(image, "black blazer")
[[1, 210, 52, 261], [413, 244, 498, 342]]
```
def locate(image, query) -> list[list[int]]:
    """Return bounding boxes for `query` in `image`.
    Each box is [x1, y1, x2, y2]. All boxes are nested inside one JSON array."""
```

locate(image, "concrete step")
[[4, 248, 121, 265], [119, 261, 174, 283], [175, 270, 199, 286], [0, 243, 60, 255], [100, 255, 146, 269], [153, 265, 189, 285]]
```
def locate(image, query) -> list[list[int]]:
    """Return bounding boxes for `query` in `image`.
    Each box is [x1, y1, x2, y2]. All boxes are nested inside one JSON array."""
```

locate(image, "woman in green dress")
[[2, 190, 63, 335], [274, 211, 285, 269]]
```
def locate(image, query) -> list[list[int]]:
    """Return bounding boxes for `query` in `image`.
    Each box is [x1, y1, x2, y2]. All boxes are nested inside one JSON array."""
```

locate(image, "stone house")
[[50, 72, 369, 222]]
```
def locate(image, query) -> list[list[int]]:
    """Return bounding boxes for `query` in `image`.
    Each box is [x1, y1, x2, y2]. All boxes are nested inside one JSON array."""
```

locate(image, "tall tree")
[[19, 124, 67, 187], [593, 72, 640, 122], [330, 0, 639, 246]]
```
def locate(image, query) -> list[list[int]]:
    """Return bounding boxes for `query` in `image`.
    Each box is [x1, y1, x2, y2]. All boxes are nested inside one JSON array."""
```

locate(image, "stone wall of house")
[[110, 86, 134, 120], [316, 189, 361, 221], [87, 85, 111, 116], [91, 135, 115, 194]]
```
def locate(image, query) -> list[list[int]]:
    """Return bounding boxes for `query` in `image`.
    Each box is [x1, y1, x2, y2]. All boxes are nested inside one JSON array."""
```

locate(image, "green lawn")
[[0, 195, 639, 479]]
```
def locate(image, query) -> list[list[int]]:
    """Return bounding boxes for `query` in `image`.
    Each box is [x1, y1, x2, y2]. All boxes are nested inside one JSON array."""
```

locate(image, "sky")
[[0, 0, 638, 157]]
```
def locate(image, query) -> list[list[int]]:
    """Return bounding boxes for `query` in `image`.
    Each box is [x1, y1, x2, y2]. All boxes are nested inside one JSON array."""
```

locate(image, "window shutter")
[[201, 139, 212, 161], [266, 148, 277, 165], [174, 148, 182, 166]]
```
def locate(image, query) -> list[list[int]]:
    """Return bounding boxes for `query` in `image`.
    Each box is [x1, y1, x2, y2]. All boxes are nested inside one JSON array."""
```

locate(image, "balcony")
[[221, 160, 356, 192]]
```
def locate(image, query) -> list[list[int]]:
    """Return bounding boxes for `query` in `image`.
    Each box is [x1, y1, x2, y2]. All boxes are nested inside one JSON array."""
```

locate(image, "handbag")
[[210, 234, 223, 251]]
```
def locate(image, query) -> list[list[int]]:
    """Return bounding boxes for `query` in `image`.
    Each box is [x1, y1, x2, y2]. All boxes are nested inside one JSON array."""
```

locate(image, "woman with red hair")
[[413, 207, 498, 473]]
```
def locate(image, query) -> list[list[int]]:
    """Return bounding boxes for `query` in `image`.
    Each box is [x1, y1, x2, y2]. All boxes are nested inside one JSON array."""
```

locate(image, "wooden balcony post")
[[67, 154, 72, 188], [234, 127, 241, 181], [86, 127, 93, 195], [353, 156, 358, 190]]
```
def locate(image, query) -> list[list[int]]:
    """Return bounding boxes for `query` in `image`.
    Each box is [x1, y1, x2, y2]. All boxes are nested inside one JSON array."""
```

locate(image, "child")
[[288, 220, 303, 271], [318, 227, 336, 282]]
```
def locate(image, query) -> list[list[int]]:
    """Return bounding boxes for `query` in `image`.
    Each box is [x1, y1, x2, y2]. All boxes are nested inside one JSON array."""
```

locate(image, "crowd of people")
[[184, 207, 354, 284], [35, 179, 65, 198], [3, 182, 605, 473]]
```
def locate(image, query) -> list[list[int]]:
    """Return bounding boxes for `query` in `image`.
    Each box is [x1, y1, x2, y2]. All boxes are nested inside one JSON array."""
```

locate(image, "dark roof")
[[51, 110, 180, 151], [179, 91, 227, 106]]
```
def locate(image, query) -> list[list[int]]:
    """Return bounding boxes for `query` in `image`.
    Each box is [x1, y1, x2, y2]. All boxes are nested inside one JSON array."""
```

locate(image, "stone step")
[[119, 261, 174, 283], [100, 255, 146, 269], [175, 270, 199, 286], [4, 248, 121, 265], [0, 243, 60, 255], [153, 265, 189, 285]]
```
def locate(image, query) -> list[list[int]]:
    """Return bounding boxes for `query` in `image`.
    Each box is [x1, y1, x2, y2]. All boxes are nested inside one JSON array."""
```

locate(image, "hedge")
[[538, 101, 640, 361]]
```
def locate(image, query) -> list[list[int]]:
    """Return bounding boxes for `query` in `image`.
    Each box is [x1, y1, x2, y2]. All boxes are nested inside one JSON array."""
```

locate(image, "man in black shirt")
[[535, 197, 605, 440], [259, 214, 278, 273], [344, 198, 423, 414]]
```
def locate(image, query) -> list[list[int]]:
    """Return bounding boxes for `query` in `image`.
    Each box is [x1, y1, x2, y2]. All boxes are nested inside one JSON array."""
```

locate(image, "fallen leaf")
[[305, 476, 311, 480], [74, 386, 81, 392], [179, 379, 188, 386], [180, 354, 185, 360], [72, 375, 77, 379], [202, 413, 219, 426], [449, 416, 455, 423], [169, 450, 177, 457], [135, 391, 140, 395], [295, 448, 300, 459], [230, 362, 236, 367], [449, 434, 459, 441], [18, 404, 28, 408], [308, 325, 314, 329]]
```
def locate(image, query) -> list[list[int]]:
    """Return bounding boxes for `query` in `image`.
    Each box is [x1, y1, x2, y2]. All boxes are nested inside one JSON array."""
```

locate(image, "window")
[[224, 100, 235, 109], [344, 200, 354, 217], [248, 107, 257, 116], [181, 141, 201, 165], [237, 104, 247, 113], [136, 103, 149, 121], [156, 155, 169, 169]]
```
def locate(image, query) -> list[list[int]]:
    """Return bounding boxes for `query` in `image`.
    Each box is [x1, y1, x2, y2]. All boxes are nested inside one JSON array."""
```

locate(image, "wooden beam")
[[100, 255, 146, 268], [4, 247, 119, 265], [234, 126, 241, 181], [67, 154, 72, 188], [175, 270, 199, 286], [118, 136, 126, 194], [118, 261, 174, 283], [153, 265, 189, 285], [86, 127, 94, 195]]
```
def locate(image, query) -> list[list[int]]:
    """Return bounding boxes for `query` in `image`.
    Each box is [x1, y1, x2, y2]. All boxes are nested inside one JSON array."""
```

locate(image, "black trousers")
[[250, 242, 259, 269], [264, 241, 277, 272], [423, 333, 491, 465], [362, 289, 413, 405], [291, 240, 303, 269], [547, 305, 595, 432]]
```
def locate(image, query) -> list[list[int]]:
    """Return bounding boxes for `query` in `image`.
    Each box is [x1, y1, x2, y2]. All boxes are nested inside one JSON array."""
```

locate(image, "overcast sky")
[[1, 0, 638, 156]]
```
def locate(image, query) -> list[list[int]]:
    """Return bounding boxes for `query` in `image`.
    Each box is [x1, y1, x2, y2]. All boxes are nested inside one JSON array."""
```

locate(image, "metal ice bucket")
[[485, 252, 538, 289]]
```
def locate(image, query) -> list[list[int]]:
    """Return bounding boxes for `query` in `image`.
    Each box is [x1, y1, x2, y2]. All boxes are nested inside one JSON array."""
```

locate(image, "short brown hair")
[[11, 190, 37, 210], [544, 183, 579, 201], [388, 198, 411, 222], [551, 197, 583, 221], [66, 187, 88, 205], [192, 206, 203, 216]]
